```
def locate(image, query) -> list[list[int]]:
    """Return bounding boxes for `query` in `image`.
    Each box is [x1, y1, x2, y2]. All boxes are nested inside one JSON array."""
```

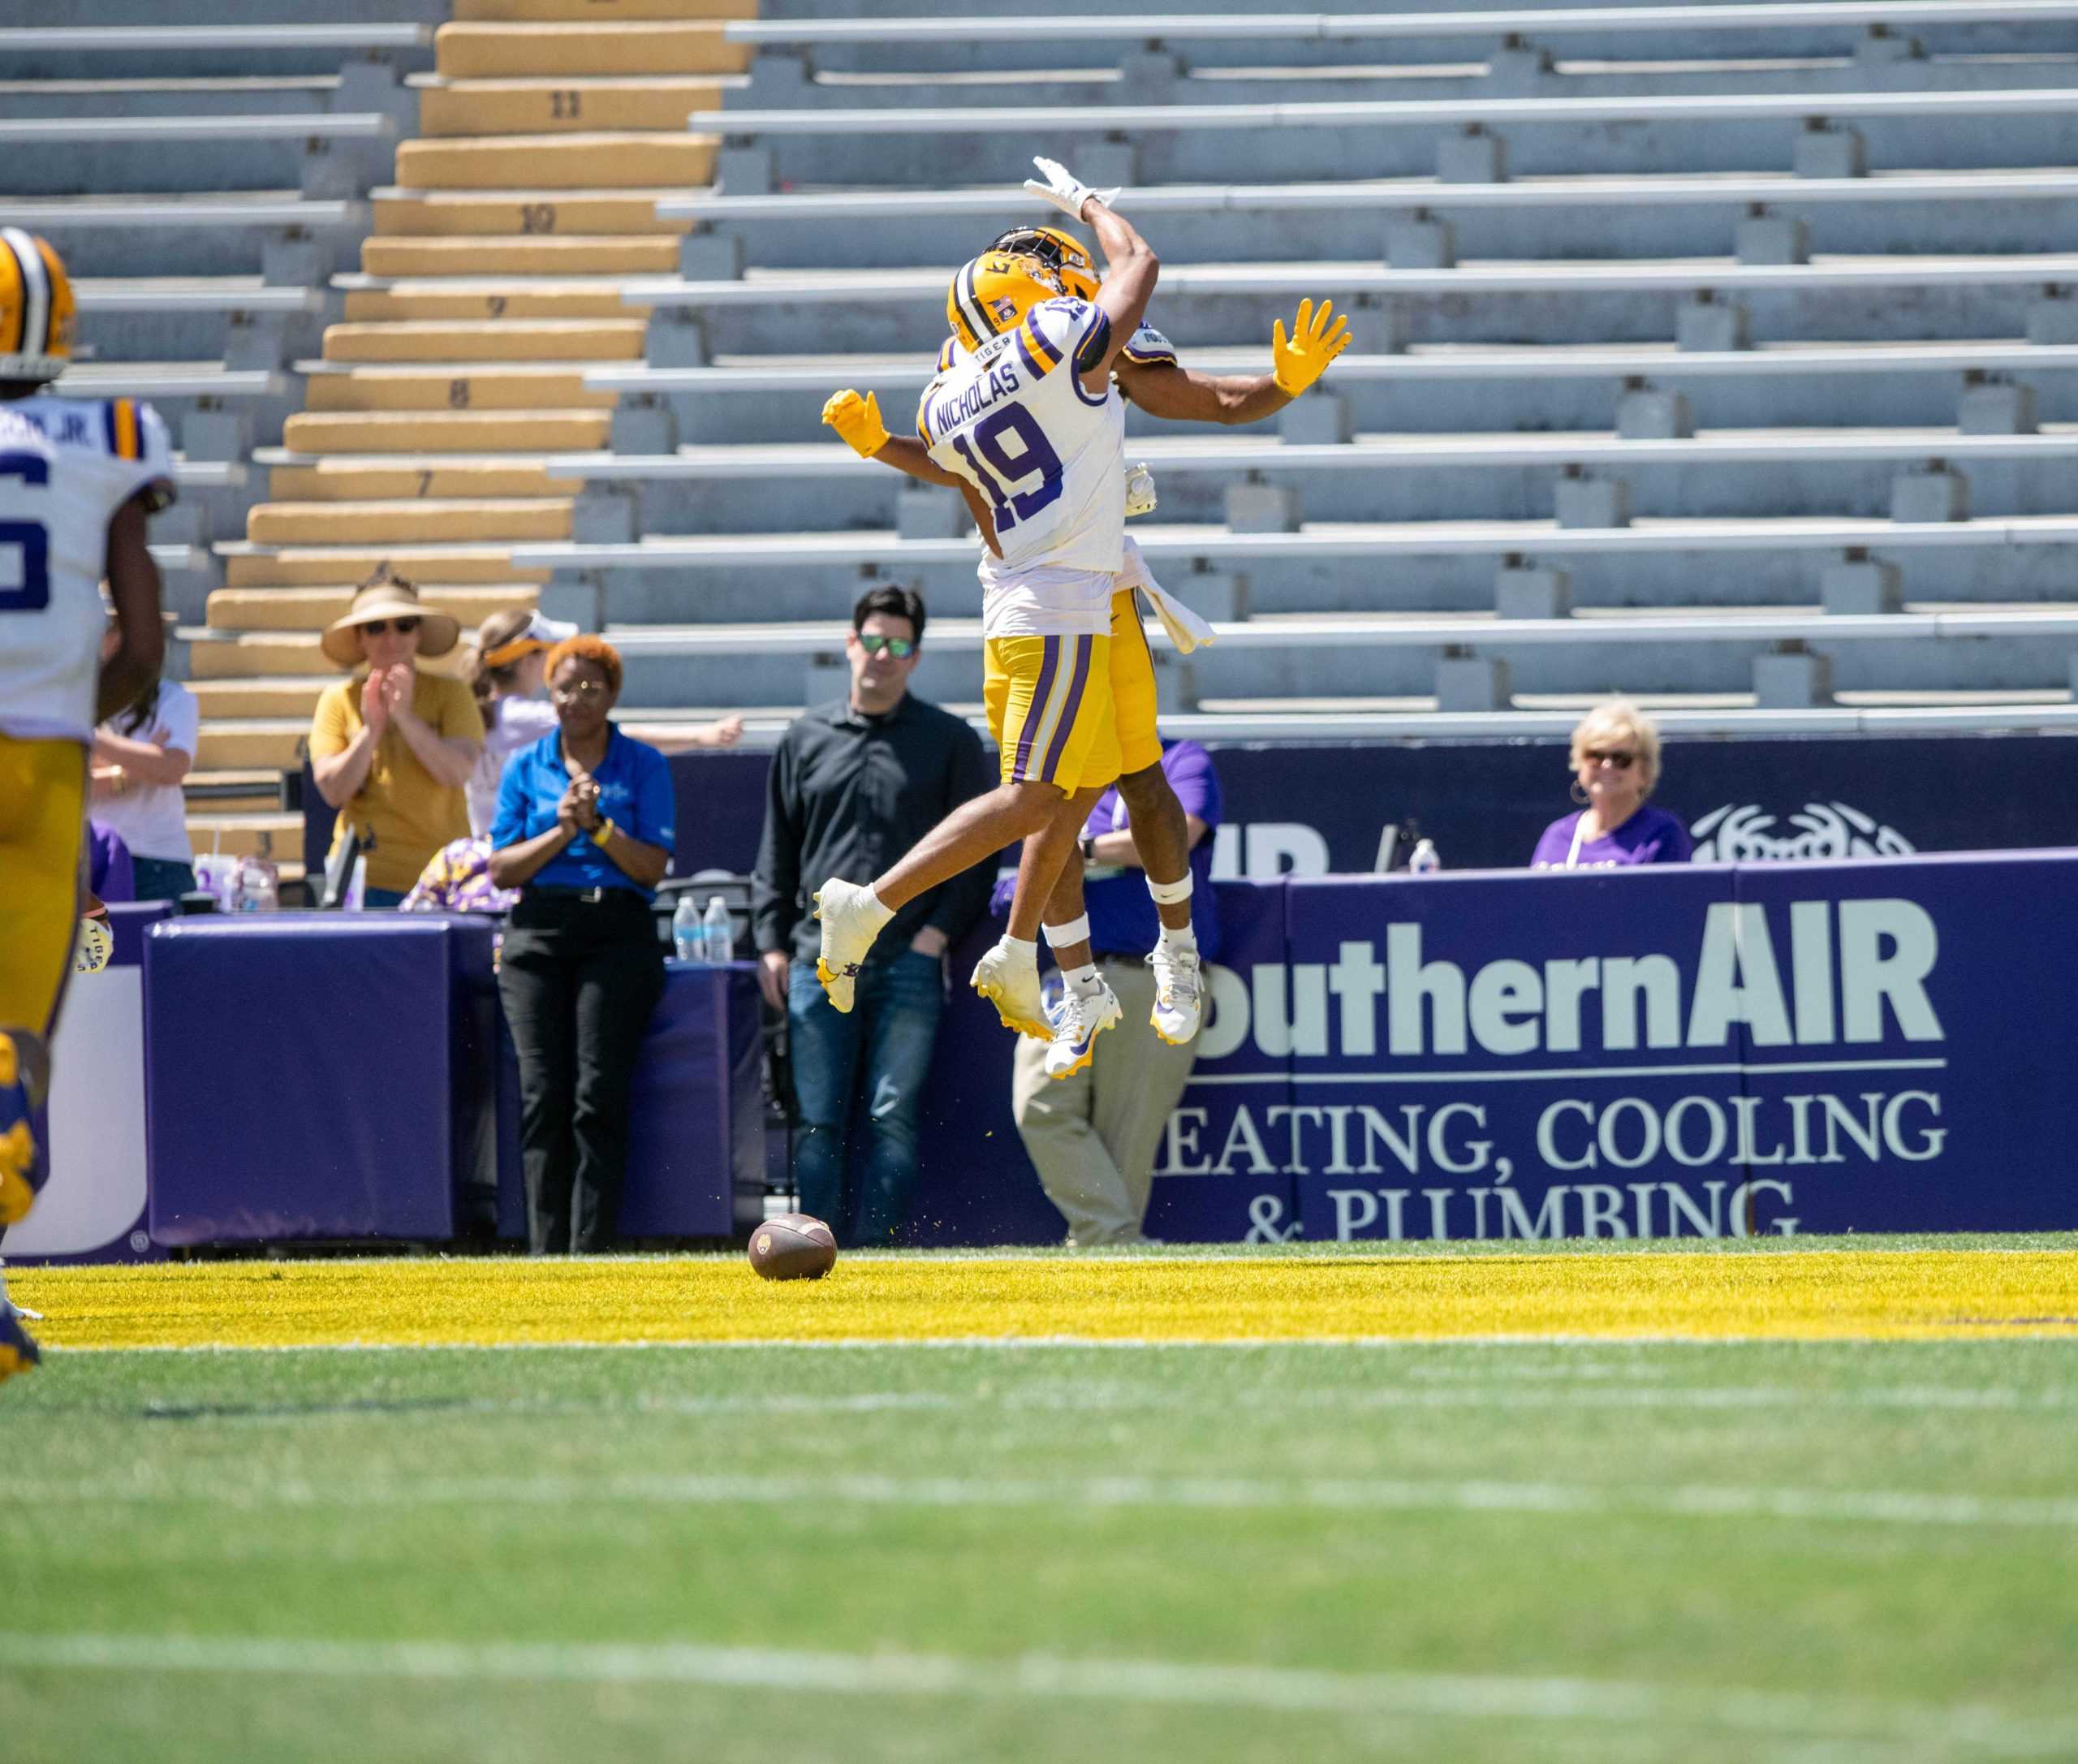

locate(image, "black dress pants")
[[498, 887, 666, 1254]]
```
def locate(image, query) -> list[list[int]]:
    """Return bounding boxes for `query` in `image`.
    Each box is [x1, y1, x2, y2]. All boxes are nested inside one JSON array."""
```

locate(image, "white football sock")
[[860, 886, 895, 931], [1063, 962, 1105, 1001], [1001, 934, 1038, 964], [1158, 921, 1197, 956]]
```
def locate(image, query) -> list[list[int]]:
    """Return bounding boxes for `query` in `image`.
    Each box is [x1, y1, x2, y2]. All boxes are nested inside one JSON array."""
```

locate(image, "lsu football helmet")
[[0, 229, 74, 385], [946, 223, 1102, 355], [989, 226, 1101, 301]]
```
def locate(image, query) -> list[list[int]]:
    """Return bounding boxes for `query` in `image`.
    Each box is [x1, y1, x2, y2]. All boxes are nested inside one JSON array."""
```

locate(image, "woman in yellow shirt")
[[308, 574, 485, 906]]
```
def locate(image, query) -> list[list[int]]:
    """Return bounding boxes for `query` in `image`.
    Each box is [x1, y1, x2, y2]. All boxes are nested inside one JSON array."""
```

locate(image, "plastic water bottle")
[[1408, 838, 1442, 875], [701, 895, 734, 964], [671, 895, 702, 962]]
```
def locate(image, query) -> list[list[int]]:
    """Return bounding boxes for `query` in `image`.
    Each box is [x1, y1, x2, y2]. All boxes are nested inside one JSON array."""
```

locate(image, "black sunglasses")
[[1584, 749, 1637, 770], [856, 633, 915, 658], [362, 618, 420, 636]]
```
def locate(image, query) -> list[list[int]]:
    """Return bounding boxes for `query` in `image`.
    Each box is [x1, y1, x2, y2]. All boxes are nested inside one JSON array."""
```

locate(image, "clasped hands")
[[555, 774, 603, 839], [358, 663, 420, 736]]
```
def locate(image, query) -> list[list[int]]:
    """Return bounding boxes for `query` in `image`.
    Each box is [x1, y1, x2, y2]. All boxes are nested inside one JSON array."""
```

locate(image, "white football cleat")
[[811, 878, 882, 1013], [1045, 981, 1122, 1080], [1149, 943, 1203, 1046], [970, 939, 1050, 1039]]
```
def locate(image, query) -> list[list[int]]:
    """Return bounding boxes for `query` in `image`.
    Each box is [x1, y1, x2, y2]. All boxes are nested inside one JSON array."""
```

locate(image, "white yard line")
[[21, 1471, 2078, 1531], [1, 1631, 2069, 1754]]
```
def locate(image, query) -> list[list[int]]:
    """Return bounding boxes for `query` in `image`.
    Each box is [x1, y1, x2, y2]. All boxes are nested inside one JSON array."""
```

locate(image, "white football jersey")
[[0, 394, 175, 744], [920, 295, 1125, 635]]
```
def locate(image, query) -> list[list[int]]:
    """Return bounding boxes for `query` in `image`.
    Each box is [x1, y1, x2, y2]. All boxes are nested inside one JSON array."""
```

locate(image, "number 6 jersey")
[[918, 295, 1124, 639], [0, 393, 175, 745]]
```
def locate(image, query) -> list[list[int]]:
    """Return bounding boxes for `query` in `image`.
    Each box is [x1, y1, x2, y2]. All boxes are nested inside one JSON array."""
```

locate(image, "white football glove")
[[1124, 461, 1157, 518], [1024, 155, 1120, 221]]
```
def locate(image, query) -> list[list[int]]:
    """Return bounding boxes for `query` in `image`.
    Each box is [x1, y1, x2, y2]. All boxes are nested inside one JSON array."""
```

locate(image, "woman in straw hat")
[[308, 572, 485, 907]]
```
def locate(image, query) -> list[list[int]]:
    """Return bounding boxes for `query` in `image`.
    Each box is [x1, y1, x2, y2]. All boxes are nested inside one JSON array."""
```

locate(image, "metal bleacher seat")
[[718, 3, 2078, 55]]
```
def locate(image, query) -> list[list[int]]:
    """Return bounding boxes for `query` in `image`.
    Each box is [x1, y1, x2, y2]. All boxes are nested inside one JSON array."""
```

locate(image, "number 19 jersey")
[[919, 295, 1124, 638], [0, 394, 175, 744]]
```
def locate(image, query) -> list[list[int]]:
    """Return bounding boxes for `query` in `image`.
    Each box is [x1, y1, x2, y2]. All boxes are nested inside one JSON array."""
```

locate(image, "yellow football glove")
[[822, 388, 889, 459], [1271, 298, 1352, 399]]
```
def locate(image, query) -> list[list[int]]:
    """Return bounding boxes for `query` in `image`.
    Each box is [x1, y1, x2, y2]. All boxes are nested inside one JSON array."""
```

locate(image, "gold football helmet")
[[989, 225, 1100, 302], [946, 251, 1063, 356], [0, 229, 74, 384]]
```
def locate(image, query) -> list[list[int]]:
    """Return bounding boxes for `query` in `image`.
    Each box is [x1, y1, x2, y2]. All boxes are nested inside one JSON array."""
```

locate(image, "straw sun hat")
[[320, 577, 461, 670]]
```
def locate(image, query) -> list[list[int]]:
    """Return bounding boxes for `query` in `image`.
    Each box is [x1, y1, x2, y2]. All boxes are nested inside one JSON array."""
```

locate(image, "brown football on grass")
[[748, 1213, 838, 1281]]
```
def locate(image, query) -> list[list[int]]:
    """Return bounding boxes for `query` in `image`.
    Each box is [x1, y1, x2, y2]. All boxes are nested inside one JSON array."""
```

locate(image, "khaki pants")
[[1012, 958, 1199, 1246]]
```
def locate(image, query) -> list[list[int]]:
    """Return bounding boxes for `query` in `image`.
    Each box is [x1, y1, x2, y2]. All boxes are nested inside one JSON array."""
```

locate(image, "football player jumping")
[[821, 159, 1349, 1074], [0, 229, 173, 1384], [811, 158, 1168, 1079]]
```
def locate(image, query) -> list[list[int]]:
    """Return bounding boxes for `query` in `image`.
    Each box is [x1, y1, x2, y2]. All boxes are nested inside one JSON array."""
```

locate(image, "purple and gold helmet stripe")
[[0, 228, 50, 360]]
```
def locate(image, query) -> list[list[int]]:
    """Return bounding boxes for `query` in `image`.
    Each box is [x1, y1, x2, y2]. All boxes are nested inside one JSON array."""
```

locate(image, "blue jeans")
[[787, 949, 944, 1247], [129, 857, 197, 903]]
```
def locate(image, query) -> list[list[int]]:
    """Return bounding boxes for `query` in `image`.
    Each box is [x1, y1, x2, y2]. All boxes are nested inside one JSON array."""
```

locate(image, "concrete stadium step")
[[189, 632, 330, 678], [301, 362, 619, 409], [432, 24, 749, 80], [371, 187, 692, 236], [193, 722, 310, 771], [206, 583, 540, 632], [416, 77, 726, 136], [454, 0, 756, 19], [189, 679, 329, 720], [185, 810, 304, 860], [395, 131, 717, 189], [218, 543, 548, 587], [265, 458, 574, 500], [321, 317, 647, 360], [244, 499, 574, 544], [360, 234, 681, 275], [281, 408, 613, 452], [342, 285, 639, 321]]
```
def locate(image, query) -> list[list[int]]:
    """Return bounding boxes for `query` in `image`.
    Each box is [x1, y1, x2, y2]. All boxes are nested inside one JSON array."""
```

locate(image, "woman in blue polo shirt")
[[489, 636, 676, 1254]]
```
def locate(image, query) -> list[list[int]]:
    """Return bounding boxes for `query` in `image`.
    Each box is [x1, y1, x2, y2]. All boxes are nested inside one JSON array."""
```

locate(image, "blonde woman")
[[1532, 700, 1692, 869]]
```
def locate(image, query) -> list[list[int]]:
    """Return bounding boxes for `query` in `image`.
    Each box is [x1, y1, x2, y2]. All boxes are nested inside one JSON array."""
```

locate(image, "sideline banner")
[[916, 854, 2078, 1244]]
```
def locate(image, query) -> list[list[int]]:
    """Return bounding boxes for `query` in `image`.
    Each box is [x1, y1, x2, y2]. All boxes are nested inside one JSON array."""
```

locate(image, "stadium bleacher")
[[22, 0, 2078, 857]]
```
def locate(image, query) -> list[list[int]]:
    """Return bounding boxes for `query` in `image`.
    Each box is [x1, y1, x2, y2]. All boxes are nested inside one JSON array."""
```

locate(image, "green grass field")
[[4, 1239, 2076, 1763]]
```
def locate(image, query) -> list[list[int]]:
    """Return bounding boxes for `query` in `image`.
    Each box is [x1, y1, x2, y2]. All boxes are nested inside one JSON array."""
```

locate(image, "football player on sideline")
[[824, 188, 1350, 1060], [0, 229, 173, 1384], [811, 159, 1161, 1079]]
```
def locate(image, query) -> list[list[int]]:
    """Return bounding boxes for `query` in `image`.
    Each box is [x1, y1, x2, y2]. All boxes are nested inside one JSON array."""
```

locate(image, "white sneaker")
[[970, 939, 1050, 1039], [811, 878, 882, 1013], [1045, 981, 1122, 1080], [1149, 943, 1203, 1046]]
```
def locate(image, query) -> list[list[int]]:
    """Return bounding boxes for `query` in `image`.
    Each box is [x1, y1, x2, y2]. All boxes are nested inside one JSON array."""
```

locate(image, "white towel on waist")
[[1115, 534, 1218, 656]]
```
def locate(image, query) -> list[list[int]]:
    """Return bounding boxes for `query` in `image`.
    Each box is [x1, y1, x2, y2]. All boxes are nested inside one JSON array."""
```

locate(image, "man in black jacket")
[[752, 587, 992, 1244]]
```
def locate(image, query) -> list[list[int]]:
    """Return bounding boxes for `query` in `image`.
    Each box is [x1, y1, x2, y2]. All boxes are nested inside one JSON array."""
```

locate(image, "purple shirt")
[[989, 739, 1223, 961], [1531, 804, 1692, 869], [86, 818, 136, 903]]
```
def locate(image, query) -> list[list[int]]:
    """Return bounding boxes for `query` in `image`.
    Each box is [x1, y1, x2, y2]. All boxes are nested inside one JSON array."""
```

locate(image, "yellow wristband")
[[595, 817, 618, 848]]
